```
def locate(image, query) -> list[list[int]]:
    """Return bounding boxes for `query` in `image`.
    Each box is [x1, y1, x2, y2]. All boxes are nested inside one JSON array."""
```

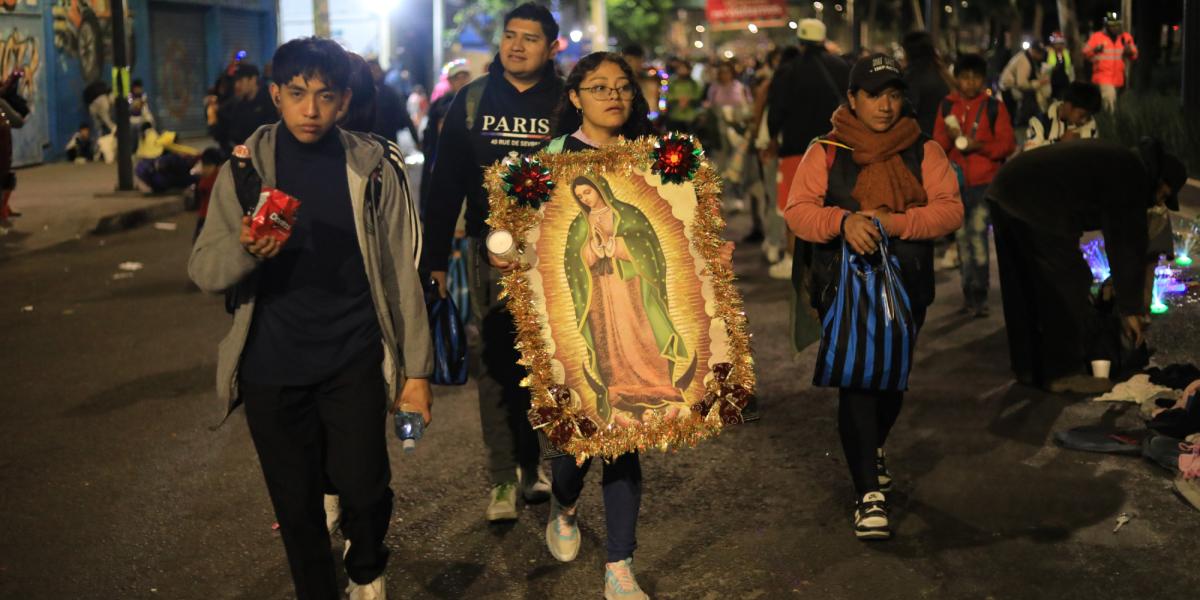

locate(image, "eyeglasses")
[[579, 84, 636, 100]]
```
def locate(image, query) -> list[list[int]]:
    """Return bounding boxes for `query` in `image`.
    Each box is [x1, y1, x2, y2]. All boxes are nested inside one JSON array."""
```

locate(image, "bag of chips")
[[249, 188, 301, 244]]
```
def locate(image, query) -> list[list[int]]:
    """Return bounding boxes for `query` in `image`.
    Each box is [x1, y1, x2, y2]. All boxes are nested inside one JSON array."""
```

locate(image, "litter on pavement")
[[1056, 363, 1200, 514]]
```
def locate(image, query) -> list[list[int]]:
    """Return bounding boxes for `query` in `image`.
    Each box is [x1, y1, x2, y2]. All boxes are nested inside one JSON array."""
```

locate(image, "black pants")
[[836, 307, 925, 497], [66, 145, 94, 161], [240, 344, 393, 600], [990, 201, 1093, 387], [466, 238, 541, 485], [551, 453, 642, 562]]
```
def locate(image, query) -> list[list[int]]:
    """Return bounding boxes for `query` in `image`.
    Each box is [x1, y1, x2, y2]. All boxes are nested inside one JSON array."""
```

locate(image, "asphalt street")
[[1, 208, 1198, 600]]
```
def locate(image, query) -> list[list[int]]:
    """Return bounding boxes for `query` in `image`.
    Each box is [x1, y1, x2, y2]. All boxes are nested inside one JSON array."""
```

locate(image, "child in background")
[[65, 123, 96, 163], [933, 53, 1016, 317], [192, 148, 224, 243], [128, 79, 156, 132]]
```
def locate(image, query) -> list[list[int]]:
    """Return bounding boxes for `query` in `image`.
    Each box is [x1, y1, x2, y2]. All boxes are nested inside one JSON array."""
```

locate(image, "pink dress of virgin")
[[581, 205, 680, 412]]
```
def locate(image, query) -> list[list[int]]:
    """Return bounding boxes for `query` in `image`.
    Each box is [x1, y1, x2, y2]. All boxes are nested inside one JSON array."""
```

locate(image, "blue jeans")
[[956, 184, 992, 307], [551, 453, 642, 562]]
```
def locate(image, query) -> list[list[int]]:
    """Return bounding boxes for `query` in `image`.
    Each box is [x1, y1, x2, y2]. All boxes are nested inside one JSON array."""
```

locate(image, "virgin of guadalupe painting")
[[485, 135, 755, 461], [564, 174, 697, 423]]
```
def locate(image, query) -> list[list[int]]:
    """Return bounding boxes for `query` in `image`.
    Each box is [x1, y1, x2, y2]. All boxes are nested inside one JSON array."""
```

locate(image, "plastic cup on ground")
[[1091, 360, 1112, 379]]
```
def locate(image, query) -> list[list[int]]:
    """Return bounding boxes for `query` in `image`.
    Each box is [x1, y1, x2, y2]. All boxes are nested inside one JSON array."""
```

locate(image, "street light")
[[748, 23, 758, 33], [569, 29, 583, 43], [723, 50, 734, 58], [694, 40, 704, 49], [696, 25, 706, 33], [789, 21, 798, 29], [813, 1, 824, 10]]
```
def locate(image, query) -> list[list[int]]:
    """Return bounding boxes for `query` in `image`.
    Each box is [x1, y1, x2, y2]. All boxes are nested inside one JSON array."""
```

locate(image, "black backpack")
[[940, 96, 1000, 137]]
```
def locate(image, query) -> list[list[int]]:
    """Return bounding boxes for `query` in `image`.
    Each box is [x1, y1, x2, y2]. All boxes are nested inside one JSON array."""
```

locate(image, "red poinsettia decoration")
[[650, 132, 703, 184], [502, 154, 555, 208]]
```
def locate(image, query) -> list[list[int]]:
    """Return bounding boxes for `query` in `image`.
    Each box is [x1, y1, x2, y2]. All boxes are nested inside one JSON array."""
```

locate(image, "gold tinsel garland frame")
[[484, 135, 756, 463]]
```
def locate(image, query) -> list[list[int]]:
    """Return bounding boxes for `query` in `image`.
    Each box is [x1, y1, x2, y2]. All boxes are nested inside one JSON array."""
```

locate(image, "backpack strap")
[[942, 97, 1001, 136], [228, 145, 263, 215], [810, 137, 853, 172], [224, 145, 264, 315], [369, 133, 421, 267], [463, 77, 489, 132], [985, 96, 1000, 135]]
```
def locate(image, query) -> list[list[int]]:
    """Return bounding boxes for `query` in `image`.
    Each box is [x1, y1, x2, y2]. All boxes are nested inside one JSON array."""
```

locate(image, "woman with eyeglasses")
[[532, 52, 735, 599], [536, 51, 655, 600]]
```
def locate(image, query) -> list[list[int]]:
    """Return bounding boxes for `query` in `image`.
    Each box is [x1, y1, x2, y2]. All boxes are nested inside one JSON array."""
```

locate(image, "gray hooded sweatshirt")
[[188, 123, 433, 419]]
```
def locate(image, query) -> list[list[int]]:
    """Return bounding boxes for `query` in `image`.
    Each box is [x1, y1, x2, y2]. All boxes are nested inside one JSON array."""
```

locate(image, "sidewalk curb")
[[92, 195, 187, 236]]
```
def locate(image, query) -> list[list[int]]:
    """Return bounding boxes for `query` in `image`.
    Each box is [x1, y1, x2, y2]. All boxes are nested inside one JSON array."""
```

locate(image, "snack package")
[[250, 188, 301, 244]]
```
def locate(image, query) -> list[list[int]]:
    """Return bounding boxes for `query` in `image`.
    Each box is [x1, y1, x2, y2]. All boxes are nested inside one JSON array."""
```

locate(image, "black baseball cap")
[[850, 53, 907, 94]]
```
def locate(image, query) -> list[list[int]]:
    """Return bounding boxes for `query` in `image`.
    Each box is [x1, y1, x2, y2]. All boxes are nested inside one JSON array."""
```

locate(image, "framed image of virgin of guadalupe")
[[484, 133, 755, 462]]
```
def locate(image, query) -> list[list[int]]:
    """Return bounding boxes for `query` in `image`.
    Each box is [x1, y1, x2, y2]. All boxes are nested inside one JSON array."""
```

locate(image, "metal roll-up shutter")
[[149, 3, 209, 135], [220, 10, 266, 69]]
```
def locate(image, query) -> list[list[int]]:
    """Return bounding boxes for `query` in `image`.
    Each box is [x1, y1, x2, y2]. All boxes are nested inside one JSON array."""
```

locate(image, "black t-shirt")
[[240, 126, 381, 385]]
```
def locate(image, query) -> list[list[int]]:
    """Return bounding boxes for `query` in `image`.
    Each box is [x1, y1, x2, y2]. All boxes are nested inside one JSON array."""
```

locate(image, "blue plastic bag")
[[813, 218, 916, 391], [425, 280, 468, 386]]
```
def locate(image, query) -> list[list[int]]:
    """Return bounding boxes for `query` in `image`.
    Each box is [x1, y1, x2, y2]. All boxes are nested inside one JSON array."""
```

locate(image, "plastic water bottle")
[[393, 411, 425, 453]]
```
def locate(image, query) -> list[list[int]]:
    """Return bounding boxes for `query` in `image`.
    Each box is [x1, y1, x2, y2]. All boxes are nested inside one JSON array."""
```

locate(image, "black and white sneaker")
[[877, 448, 893, 492], [854, 491, 891, 541]]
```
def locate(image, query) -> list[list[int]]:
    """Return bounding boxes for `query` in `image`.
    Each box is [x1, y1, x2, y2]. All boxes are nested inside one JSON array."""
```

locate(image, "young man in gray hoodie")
[[189, 37, 432, 600]]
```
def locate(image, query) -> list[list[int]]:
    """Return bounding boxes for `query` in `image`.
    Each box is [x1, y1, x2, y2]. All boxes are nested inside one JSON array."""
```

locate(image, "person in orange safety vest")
[[1082, 12, 1137, 112]]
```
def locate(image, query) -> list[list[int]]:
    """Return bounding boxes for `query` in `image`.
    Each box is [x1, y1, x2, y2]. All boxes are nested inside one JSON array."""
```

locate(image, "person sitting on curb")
[[65, 123, 97, 163]]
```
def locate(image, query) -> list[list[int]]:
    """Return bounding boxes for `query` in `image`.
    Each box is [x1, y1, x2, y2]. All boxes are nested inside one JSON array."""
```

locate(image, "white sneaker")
[[937, 245, 960, 271], [486, 482, 519, 522], [346, 575, 386, 600], [545, 496, 580, 562], [767, 256, 793, 280], [604, 558, 650, 600], [324, 494, 341, 533], [519, 463, 552, 504], [762, 241, 782, 264], [854, 491, 891, 541]]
